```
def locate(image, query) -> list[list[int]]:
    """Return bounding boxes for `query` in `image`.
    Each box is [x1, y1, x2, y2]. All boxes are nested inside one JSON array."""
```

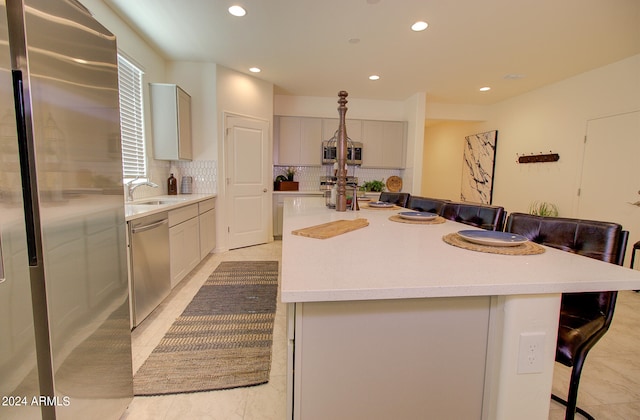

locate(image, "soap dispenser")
[[167, 173, 177, 195]]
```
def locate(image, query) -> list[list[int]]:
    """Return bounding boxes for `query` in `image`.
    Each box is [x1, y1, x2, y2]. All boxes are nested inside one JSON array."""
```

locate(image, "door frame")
[[218, 111, 272, 251]]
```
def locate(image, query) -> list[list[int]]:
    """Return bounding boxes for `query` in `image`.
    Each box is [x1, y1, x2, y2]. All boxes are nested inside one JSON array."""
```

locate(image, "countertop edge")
[[125, 194, 216, 221]]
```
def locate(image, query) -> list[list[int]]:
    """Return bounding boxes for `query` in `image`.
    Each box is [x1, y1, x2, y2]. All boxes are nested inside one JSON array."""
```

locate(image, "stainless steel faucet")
[[125, 177, 159, 202]]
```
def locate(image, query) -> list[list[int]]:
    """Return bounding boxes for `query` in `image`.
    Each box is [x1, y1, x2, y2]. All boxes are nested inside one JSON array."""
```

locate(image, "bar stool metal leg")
[[631, 241, 640, 292]]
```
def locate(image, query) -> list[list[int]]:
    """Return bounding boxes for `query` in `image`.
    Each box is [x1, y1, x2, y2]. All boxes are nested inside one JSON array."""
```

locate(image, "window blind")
[[117, 54, 146, 179]]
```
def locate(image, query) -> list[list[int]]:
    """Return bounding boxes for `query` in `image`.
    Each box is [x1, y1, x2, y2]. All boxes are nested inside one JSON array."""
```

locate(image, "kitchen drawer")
[[168, 204, 198, 227], [198, 198, 215, 214]]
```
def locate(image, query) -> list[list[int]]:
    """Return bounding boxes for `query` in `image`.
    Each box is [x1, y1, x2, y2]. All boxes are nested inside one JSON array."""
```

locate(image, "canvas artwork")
[[460, 130, 498, 204]]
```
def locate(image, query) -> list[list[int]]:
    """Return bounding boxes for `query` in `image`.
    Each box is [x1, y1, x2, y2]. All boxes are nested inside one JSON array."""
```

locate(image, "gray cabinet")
[[168, 204, 200, 288], [198, 198, 216, 259], [275, 116, 322, 165], [361, 120, 406, 168], [150, 83, 192, 161]]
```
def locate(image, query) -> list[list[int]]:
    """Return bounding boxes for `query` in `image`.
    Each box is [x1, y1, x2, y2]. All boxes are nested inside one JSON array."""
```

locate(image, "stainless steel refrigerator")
[[0, 0, 133, 419]]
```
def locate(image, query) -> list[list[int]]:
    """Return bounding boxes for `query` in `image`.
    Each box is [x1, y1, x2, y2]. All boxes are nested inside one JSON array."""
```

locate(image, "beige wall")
[[422, 121, 482, 200], [422, 54, 640, 217]]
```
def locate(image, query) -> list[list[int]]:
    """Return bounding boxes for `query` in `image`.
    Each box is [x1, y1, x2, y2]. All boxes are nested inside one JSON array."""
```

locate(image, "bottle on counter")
[[167, 173, 177, 195]]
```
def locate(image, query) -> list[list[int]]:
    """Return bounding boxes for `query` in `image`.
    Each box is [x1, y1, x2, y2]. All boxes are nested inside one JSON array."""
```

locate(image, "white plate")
[[457, 230, 528, 247], [368, 201, 394, 208], [399, 211, 437, 221]]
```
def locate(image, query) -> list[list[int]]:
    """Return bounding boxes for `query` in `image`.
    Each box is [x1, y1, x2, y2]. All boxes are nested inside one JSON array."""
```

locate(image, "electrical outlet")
[[517, 332, 545, 374]]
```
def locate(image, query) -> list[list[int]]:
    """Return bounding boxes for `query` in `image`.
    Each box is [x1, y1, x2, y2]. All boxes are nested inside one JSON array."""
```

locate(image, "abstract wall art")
[[460, 130, 498, 204]]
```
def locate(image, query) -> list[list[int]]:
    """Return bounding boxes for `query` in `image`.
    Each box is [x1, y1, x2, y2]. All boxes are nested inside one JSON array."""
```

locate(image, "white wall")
[[215, 65, 274, 252], [422, 54, 640, 217]]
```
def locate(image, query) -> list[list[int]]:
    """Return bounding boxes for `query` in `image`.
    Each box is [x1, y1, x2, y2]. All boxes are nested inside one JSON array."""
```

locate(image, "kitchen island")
[[281, 197, 640, 420]]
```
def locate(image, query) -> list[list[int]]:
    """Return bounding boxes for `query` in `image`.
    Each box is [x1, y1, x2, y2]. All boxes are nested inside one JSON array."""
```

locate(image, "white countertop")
[[125, 193, 216, 221], [281, 197, 640, 303], [273, 190, 324, 195]]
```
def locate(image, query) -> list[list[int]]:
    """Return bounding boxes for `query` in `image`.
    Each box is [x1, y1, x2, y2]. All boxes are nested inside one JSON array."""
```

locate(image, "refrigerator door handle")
[[11, 70, 38, 266]]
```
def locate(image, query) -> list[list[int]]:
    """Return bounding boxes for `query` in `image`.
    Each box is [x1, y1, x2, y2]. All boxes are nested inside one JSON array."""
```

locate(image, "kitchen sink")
[[134, 199, 187, 205]]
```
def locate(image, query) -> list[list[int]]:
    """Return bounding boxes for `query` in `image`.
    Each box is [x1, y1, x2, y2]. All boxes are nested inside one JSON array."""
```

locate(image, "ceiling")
[[104, 0, 640, 105]]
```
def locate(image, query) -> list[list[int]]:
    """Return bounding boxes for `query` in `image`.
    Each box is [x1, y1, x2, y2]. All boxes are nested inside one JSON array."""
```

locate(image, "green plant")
[[361, 179, 385, 192], [528, 201, 559, 217]]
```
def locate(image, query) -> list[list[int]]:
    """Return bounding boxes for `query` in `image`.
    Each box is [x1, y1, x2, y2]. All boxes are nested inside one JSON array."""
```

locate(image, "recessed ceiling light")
[[369, 75, 380, 81], [411, 21, 429, 31], [228, 5, 246, 17], [503, 74, 525, 80], [348, 38, 360, 44], [249, 67, 261, 73], [479, 86, 491, 92]]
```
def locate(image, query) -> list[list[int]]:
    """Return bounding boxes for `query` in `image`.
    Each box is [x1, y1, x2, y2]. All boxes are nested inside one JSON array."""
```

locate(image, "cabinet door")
[[361, 120, 405, 168], [278, 117, 302, 165], [299, 118, 322, 165], [277, 117, 322, 165], [169, 217, 200, 288], [183, 217, 200, 274], [381, 121, 405, 168], [273, 196, 284, 237], [177, 87, 192, 160], [199, 209, 216, 259], [169, 223, 186, 288], [362, 120, 384, 167]]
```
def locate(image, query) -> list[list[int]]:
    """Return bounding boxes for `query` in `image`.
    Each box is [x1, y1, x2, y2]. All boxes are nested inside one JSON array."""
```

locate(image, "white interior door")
[[577, 111, 640, 268], [226, 115, 271, 249]]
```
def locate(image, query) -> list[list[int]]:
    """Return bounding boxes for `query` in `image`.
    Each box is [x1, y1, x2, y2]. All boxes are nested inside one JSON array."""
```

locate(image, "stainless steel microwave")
[[322, 141, 363, 165]]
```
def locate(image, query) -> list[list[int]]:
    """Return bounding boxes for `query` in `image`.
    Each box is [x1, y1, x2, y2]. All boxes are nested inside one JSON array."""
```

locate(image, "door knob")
[[263, 188, 268, 193]]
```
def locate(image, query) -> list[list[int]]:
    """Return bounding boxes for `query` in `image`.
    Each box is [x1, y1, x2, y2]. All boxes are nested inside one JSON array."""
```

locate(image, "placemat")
[[442, 232, 546, 255], [361, 203, 401, 210], [389, 215, 446, 225]]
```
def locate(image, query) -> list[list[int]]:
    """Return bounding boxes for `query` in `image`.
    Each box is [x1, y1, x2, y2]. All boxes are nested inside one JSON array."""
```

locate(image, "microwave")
[[322, 141, 363, 165]]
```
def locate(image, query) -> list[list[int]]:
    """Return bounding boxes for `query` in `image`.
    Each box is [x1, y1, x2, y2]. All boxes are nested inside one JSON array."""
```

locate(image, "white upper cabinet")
[[274, 115, 406, 168], [275, 116, 322, 165], [150, 83, 192, 161], [361, 120, 406, 168]]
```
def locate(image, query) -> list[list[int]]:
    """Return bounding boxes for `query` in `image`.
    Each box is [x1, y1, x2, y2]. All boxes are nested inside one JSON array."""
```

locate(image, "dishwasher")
[[129, 212, 171, 327]]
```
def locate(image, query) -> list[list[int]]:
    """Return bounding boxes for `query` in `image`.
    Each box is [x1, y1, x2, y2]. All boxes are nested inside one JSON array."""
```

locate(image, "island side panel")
[[292, 297, 491, 420], [482, 293, 561, 420]]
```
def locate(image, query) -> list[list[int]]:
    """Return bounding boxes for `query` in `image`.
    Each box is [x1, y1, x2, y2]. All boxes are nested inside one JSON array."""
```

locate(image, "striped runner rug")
[[133, 261, 278, 395]]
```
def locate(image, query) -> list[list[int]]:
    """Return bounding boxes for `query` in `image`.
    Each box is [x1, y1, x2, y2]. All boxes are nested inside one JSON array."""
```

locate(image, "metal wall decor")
[[460, 130, 498, 204], [516, 152, 560, 163]]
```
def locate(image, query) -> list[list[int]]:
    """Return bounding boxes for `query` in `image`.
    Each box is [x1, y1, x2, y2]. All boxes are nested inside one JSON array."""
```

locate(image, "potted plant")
[[361, 179, 385, 192], [528, 201, 559, 217], [275, 167, 299, 191]]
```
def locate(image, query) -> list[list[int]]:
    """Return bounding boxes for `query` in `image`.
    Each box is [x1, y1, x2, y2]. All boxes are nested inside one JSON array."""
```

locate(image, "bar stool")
[[630, 241, 640, 269], [631, 241, 640, 293]]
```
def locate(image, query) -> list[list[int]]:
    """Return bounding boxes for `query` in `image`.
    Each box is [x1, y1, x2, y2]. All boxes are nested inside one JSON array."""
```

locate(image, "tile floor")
[[121, 241, 640, 420]]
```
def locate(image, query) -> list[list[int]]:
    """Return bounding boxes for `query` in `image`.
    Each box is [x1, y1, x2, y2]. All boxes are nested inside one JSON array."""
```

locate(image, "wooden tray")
[[291, 219, 369, 239]]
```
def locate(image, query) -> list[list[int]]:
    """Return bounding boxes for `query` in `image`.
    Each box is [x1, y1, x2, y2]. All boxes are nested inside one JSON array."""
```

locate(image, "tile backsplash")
[[274, 165, 402, 191], [170, 160, 217, 194]]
